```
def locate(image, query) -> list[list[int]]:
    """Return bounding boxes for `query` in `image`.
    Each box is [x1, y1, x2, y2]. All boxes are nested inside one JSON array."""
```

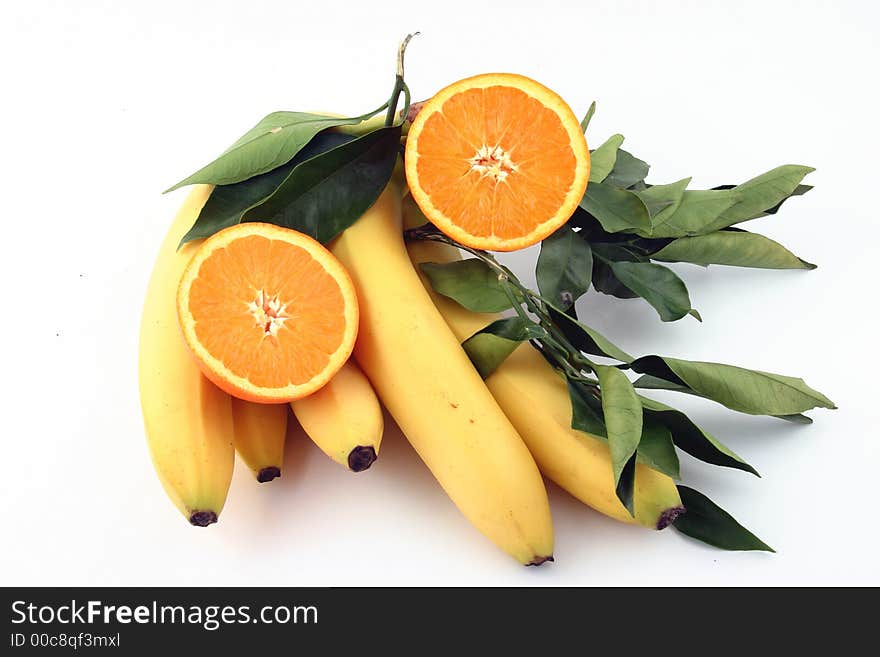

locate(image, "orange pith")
[[177, 223, 358, 403], [405, 73, 590, 252]]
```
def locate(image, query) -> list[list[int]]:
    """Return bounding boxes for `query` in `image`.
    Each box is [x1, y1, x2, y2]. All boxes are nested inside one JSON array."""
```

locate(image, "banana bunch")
[[138, 187, 384, 527], [139, 180, 681, 563]]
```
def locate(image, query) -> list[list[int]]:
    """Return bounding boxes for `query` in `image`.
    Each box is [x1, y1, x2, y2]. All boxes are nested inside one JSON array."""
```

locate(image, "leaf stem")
[[405, 225, 603, 384], [385, 33, 419, 127]]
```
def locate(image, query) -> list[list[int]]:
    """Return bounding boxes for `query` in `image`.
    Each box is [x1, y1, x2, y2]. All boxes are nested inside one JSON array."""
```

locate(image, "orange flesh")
[[187, 234, 347, 389], [414, 85, 577, 240]]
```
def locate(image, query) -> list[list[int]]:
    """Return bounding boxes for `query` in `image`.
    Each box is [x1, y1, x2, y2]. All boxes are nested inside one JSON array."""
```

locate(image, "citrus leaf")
[[608, 261, 699, 322], [594, 365, 643, 514], [566, 384, 679, 478], [536, 226, 593, 308], [242, 125, 400, 244], [637, 417, 680, 480], [615, 457, 637, 518], [713, 182, 813, 218], [650, 189, 741, 238], [633, 177, 691, 223], [178, 131, 353, 245], [590, 241, 645, 263], [605, 148, 650, 188], [633, 373, 692, 393], [580, 181, 652, 234], [592, 260, 640, 299], [462, 317, 546, 379], [630, 356, 836, 415], [548, 306, 633, 363], [568, 380, 607, 437], [673, 486, 774, 552], [711, 165, 815, 229], [420, 259, 515, 312], [759, 183, 812, 216], [580, 101, 596, 133], [651, 230, 816, 269], [638, 395, 758, 475], [589, 134, 624, 182], [165, 108, 384, 192], [633, 374, 815, 424], [774, 413, 813, 425]]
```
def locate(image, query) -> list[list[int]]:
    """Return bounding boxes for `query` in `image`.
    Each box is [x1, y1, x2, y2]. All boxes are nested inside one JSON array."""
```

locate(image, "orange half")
[[177, 223, 358, 403], [405, 73, 590, 252]]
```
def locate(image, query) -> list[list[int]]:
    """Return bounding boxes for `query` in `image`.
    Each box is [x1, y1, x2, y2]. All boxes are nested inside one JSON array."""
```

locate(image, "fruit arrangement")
[[139, 36, 834, 563]]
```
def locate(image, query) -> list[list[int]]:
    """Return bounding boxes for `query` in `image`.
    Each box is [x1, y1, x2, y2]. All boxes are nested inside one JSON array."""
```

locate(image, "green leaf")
[[605, 148, 650, 188], [242, 126, 401, 244], [651, 230, 816, 269], [589, 241, 645, 263], [650, 189, 741, 238], [634, 374, 815, 424], [580, 101, 596, 133], [165, 108, 383, 191], [588, 134, 624, 183], [633, 177, 691, 222], [567, 383, 679, 478], [595, 365, 643, 514], [760, 183, 812, 216], [178, 131, 353, 245], [633, 373, 691, 393], [420, 259, 515, 312], [774, 413, 813, 425], [711, 165, 815, 229], [462, 317, 546, 379], [638, 395, 758, 475], [568, 380, 607, 436], [548, 306, 633, 363], [608, 261, 699, 322], [592, 260, 640, 299], [536, 226, 593, 308], [673, 486, 774, 552], [630, 356, 836, 415], [580, 181, 652, 234], [637, 417, 681, 480]]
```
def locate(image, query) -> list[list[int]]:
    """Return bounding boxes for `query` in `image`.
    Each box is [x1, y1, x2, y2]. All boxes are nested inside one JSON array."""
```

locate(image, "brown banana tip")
[[257, 466, 281, 483], [526, 555, 554, 567], [406, 100, 427, 124], [348, 445, 377, 472], [657, 506, 686, 530], [189, 511, 218, 527]]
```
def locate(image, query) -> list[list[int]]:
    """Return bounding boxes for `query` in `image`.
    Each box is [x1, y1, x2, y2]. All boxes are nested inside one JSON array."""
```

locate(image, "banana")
[[232, 399, 288, 482], [406, 236, 684, 530], [330, 175, 554, 565], [138, 186, 235, 526], [290, 360, 383, 472]]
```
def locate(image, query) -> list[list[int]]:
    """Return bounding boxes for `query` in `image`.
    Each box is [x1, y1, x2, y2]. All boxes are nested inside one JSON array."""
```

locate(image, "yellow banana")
[[232, 399, 288, 482], [138, 186, 235, 526], [330, 175, 554, 565], [290, 360, 383, 472], [406, 237, 684, 530]]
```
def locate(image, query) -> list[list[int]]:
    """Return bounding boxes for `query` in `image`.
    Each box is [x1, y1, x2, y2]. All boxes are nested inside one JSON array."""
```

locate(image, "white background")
[[1, 0, 878, 586]]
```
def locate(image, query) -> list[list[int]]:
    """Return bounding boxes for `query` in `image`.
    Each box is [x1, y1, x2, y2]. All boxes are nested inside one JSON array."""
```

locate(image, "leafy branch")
[[566, 120, 817, 321], [168, 35, 418, 248], [406, 223, 834, 516]]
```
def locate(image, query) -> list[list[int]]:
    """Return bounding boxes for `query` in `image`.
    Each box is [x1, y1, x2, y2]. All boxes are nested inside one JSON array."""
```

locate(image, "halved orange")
[[405, 73, 590, 252], [177, 223, 358, 403]]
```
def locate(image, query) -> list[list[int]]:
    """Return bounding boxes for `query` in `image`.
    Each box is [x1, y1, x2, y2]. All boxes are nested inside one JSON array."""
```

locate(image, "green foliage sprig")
[[407, 105, 834, 549], [166, 35, 419, 248]]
